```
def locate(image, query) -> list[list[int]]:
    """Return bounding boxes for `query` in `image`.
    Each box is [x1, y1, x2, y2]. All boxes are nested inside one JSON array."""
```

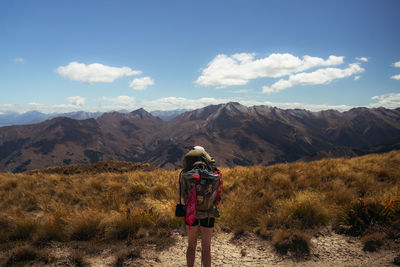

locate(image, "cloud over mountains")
[[100, 96, 135, 107], [129, 76, 154, 90], [262, 63, 364, 93], [391, 61, 400, 80], [196, 52, 367, 93], [56, 62, 142, 84], [2, 92, 400, 114], [66, 96, 86, 107], [196, 53, 345, 88]]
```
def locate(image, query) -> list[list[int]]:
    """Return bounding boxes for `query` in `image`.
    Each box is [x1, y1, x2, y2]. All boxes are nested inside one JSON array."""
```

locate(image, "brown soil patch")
[[17, 229, 397, 267]]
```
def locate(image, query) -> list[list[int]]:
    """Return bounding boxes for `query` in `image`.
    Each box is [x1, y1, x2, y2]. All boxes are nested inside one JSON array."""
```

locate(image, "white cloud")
[[27, 102, 41, 106], [262, 63, 365, 93], [100, 96, 135, 107], [252, 101, 353, 112], [195, 53, 344, 88], [354, 76, 361, 80], [66, 96, 86, 107], [2, 93, 400, 115], [231, 89, 253, 94], [140, 97, 355, 112], [370, 93, 400, 109], [0, 102, 86, 114], [356, 57, 368, 62], [391, 74, 400, 80], [55, 62, 142, 84], [140, 97, 234, 111], [391, 61, 400, 80], [392, 61, 400, 68], [129, 76, 154, 90], [14, 58, 25, 64]]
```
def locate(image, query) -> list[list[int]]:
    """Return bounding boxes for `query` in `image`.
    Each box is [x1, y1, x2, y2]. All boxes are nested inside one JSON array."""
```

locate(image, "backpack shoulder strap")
[[178, 170, 183, 204]]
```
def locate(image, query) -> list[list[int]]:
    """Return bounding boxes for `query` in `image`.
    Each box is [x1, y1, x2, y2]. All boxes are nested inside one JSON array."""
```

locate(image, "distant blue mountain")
[[0, 109, 188, 127], [150, 109, 187, 121], [0, 111, 104, 127], [0, 111, 50, 126]]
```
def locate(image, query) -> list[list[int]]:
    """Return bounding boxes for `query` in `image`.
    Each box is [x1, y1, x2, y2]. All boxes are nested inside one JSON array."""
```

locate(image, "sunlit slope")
[[0, 150, 399, 244]]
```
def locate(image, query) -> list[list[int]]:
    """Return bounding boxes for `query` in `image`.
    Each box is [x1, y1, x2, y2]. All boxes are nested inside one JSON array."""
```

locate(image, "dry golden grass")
[[272, 229, 311, 256], [0, 150, 399, 256], [219, 151, 400, 236], [361, 232, 385, 252], [0, 168, 182, 252], [1, 245, 53, 266]]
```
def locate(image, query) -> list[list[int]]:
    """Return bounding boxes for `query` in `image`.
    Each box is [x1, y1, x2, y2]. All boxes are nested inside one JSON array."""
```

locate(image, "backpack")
[[182, 148, 216, 172], [176, 148, 222, 227], [181, 168, 221, 211]]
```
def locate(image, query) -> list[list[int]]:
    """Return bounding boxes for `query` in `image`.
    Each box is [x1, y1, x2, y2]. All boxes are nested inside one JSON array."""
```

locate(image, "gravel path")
[[129, 230, 399, 267], [13, 229, 399, 266]]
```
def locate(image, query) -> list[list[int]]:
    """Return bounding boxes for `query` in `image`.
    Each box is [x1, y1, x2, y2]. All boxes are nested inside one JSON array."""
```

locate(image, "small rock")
[[335, 225, 352, 234], [394, 254, 400, 266], [241, 248, 246, 257]]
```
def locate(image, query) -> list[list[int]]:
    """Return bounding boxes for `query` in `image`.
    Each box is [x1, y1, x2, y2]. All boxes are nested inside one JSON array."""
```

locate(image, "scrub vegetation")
[[0, 151, 399, 265]]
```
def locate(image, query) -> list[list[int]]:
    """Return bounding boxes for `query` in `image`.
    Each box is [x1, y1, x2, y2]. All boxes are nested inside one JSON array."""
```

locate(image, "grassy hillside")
[[0, 151, 399, 264]]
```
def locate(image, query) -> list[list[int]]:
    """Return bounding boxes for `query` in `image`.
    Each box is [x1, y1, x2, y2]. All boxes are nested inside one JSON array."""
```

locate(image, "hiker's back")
[[180, 146, 222, 222]]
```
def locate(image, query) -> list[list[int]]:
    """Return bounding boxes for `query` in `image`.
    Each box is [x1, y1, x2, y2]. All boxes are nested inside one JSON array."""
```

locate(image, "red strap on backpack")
[[185, 173, 201, 229], [214, 170, 223, 205]]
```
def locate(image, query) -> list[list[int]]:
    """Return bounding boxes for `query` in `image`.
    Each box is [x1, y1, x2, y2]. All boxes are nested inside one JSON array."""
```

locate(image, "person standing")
[[179, 146, 222, 267]]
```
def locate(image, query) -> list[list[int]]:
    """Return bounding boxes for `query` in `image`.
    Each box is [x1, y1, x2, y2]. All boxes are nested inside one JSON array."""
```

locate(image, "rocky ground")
[[131, 230, 399, 267], [14, 228, 397, 266]]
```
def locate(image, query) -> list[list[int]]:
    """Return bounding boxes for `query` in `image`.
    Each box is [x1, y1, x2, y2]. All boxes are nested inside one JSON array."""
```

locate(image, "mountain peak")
[[212, 102, 249, 118], [224, 101, 241, 107], [219, 102, 247, 112], [1, 104, 400, 173], [129, 108, 155, 119]]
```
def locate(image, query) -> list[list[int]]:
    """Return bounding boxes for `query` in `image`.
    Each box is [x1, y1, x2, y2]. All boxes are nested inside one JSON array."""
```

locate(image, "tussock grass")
[[362, 232, 385, 252], [272, 229, 311, 256], [70, 250, 89, 267], [0, 151, 399, 256], [0, 168, 181, 247], [69, 211, 105, 241], [2, 245, 52, 267], [394, 253, 400, 266], [276, 191, 329, 229], [114, 248, 141, 267], [29, 160, 152, 175], [33, 214, 67, 246], [220, 151, 400, 236], [9, 218, 38, 241]]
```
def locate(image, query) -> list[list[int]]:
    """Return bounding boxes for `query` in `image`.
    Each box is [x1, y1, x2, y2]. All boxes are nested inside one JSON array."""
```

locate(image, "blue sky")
[[1, 0, 400, 113]]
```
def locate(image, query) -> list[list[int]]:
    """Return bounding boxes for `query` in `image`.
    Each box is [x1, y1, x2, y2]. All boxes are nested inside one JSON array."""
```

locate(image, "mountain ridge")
[[0, 109, 188, 127], [1, 102, 400, 172]]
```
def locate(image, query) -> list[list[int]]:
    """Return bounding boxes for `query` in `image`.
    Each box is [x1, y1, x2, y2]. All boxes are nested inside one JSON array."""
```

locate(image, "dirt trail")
[[126, 230, 399, 267], [19, 229, 399, 266]]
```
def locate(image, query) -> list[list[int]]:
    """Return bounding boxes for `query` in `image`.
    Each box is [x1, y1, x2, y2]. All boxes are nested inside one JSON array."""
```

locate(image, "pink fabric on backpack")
[[186, 173, 200, 229], [214, 170, 223, 205]]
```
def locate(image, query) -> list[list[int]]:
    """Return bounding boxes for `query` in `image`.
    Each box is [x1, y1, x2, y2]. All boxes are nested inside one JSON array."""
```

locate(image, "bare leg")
[[200, 226, 213, 267], [186, 225, 198, 267]]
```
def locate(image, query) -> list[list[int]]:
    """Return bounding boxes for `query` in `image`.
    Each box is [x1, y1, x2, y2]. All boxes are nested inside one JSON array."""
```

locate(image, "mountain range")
[[1, 102, 400, 173], [0, 109, 187, 127]]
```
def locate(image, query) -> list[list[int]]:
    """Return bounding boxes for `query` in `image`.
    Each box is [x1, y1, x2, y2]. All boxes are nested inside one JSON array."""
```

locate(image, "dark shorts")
[[185, 217, 215, 228]]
